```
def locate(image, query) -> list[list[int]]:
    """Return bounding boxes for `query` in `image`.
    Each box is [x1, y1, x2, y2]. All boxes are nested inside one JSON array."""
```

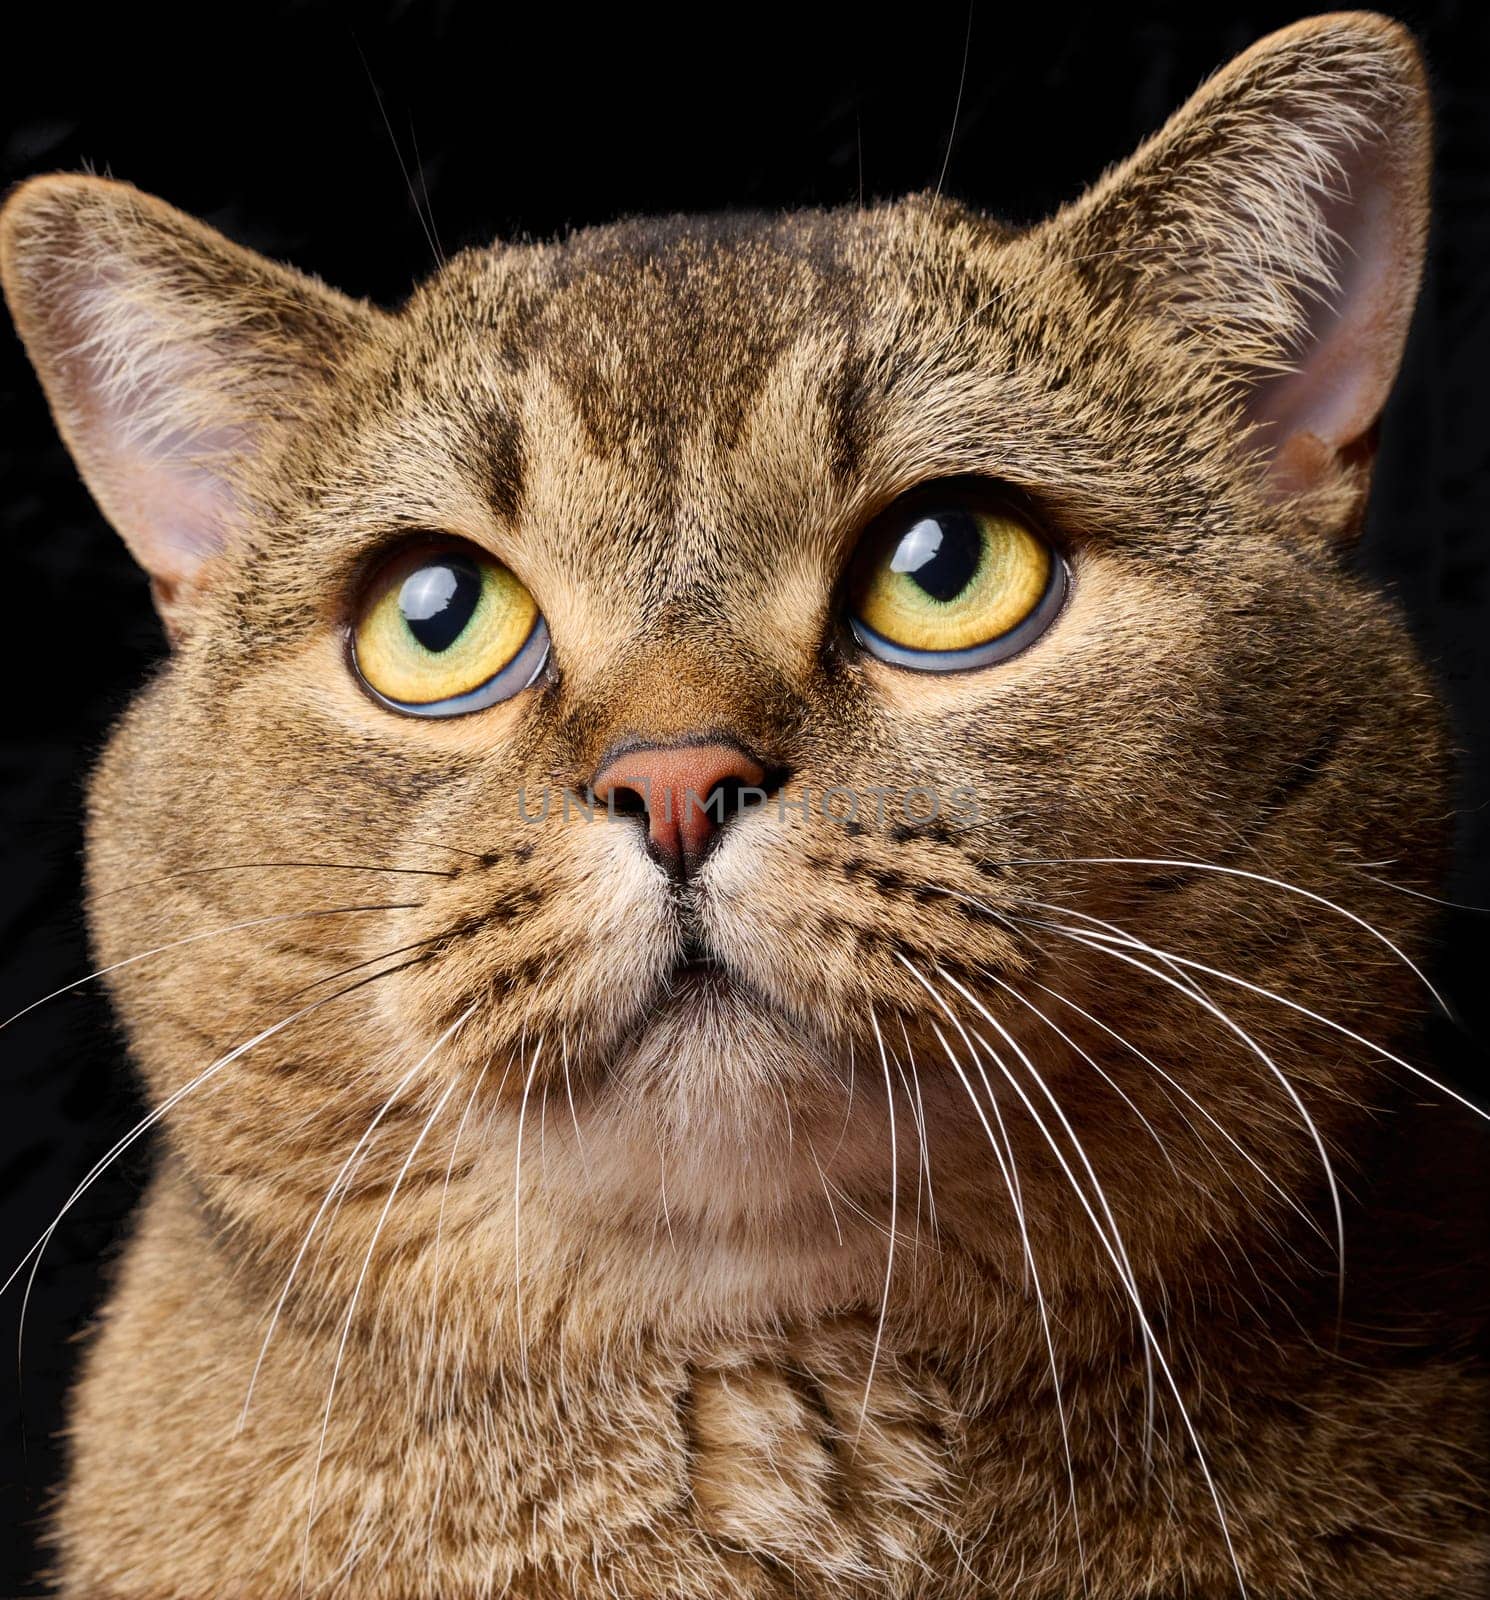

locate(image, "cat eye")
[[350, 540, 549, 716], [846, 491, 1066, 671]]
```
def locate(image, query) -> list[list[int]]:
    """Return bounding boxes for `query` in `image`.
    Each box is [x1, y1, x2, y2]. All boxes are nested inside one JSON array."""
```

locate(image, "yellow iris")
[[353, 544, 538, 707], [851, 503, 1053, 653]]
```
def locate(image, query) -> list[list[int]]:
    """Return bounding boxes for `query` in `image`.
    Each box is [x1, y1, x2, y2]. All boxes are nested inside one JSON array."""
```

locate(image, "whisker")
[[5, 959, 421, 1310], [298, 1005, 475, 1592], [655, 1116, 677, 1253], [1018, 905, 1348, 1326], [825, 1032, 858, 1165], [897, 1016, 939, 1245], [1025, 904, 1487, 1124], [921, 880, 1330, 1241], [777, 1079, 796, 1155], [0, 903, 420, 1036], [417, 1057, 491, 1416], [982, 854, 1450, 1016], [1350, 865, 1490, 915], [10, 958, 423, 1392], [538, 1083, 551, 1184], [1025, 976, 1328, 1244], [406, 117, 447, 267], [512, 1036, 545, 1385], [804, 1130, 846, 1248], [980, 969, 1178, 1178], [857, 1010, 900, 1446], [403, 837, 490, 862], [921, 990, 1030, 1249], [352, 33, 447, 270], [934, 876, 1337, 1248], [935, 3, 973, 202], [90, 861, 454, 902], [943, 970, 1158, 1469], [238, 1008, 480, 1429], [560, 1028, 589, 1180], [905, 0, 974, 282], [286, 930, 452, 998], [898, 962, 1086, 1581], [1099, 928, 1489, 1125], [918, 960, 1246, 1593]]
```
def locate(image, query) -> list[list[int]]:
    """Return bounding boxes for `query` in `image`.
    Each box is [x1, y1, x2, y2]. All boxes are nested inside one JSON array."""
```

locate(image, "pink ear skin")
[[1247, 98, 1430, 505], [79, 418, 245, 642], [0, 173, 374, 641]]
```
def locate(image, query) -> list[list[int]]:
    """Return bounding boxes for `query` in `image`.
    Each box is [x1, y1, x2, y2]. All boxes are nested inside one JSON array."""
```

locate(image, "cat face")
[[1, 16, 1449, 1331]]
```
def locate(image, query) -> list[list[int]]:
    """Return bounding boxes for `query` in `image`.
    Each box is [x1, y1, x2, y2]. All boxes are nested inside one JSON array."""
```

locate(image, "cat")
[[2, 10, 1486, 1596]]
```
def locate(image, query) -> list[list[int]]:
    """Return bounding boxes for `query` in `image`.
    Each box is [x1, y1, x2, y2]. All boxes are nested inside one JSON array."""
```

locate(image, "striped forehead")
[[477, 213, 878, 476]]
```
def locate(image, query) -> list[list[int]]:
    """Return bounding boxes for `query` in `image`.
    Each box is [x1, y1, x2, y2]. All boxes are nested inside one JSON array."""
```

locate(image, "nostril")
[[707, 776, 752, 825], [706, 765, 789, 825], [606, 783, 647, 817]]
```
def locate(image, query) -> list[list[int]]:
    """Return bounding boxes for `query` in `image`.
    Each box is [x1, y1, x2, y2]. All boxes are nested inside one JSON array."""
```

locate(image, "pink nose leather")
[[590, 741, 766, 877]]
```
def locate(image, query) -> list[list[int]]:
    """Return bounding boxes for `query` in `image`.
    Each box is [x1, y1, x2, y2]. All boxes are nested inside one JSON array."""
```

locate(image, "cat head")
[[0, 14, 1449, 1340]]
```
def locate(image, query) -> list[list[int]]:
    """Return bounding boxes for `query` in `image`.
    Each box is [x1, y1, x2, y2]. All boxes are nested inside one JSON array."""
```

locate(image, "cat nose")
[[589, 740, 769, 879]]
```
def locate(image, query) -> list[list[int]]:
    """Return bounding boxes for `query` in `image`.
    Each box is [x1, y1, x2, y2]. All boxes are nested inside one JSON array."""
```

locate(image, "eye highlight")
[[847, 493, 1066, 671], [351, 540, 548, 716]]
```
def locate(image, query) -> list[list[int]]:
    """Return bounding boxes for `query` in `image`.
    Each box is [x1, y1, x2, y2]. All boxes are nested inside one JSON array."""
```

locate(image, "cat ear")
[[1043, 13, 1430, 523], [0, 175, 376, 636]]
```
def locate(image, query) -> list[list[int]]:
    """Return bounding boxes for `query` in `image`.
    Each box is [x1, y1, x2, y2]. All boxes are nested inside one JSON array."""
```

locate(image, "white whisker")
[[897, 959, 1086, 1582], [991, 854, 1449, 1016], [560, 1029, 589, 1179], [1026, 976, 1327, 1244], [298, 1005, 474, 1594], [512, 1035, 545, 1384], [947, 974, 1159, 1469], [897, 1016, 939, 1245], [1073, 921, 1487, 1124], [1016, 901, 1349, 1318], [981, 969, 1178, 1177], [827, 1032, 858, 1164], [10, 974, 405, 1380], [804, 1130, 845, 1248], [416, 1056, 491, 1417], [924, 961, 1245, 1594], [857, 1009, 899, 1447], [925, 996, 1029, 1250], [0, 903, 417, 1037], [924, 879, 1326, 1245], [240, 1016, 474, 1429]]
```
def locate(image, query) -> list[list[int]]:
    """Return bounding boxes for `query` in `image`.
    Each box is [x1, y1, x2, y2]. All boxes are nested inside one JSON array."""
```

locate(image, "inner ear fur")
[[0, 174, 378, 636], [1040, 12, 1430, 528]]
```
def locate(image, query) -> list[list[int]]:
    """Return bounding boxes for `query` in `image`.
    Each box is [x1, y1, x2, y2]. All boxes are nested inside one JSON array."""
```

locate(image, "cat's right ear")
[[0, 175, 377, 639]]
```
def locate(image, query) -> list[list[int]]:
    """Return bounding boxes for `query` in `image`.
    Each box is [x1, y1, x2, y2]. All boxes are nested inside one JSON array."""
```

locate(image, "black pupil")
[[399, 556, 482, 652], [890, 511, 982, 602]]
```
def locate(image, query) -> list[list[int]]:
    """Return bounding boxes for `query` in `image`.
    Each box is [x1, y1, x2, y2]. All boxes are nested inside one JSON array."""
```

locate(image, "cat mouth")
[[645, 939, 763, 1021], [602, 940, 810, 1084], [662, 948, 734, 1000]]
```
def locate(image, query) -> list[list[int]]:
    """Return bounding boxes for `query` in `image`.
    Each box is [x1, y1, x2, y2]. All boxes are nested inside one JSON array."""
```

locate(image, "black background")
[[1, 2, 1486, 1590]]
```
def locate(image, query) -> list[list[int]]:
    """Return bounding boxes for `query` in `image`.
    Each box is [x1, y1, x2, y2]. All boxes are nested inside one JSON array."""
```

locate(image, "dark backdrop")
[[1, 2, 1486, 1590]]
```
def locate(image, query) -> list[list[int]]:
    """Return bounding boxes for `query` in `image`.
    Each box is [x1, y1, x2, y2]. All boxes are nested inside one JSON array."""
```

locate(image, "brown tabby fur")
[[3, 12, 1486, 1597]]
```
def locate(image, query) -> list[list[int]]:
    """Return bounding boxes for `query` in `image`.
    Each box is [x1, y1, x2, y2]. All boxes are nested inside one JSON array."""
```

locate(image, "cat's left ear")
[[0, 174, 379, 638], [1041, 12, 1430, 528]]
